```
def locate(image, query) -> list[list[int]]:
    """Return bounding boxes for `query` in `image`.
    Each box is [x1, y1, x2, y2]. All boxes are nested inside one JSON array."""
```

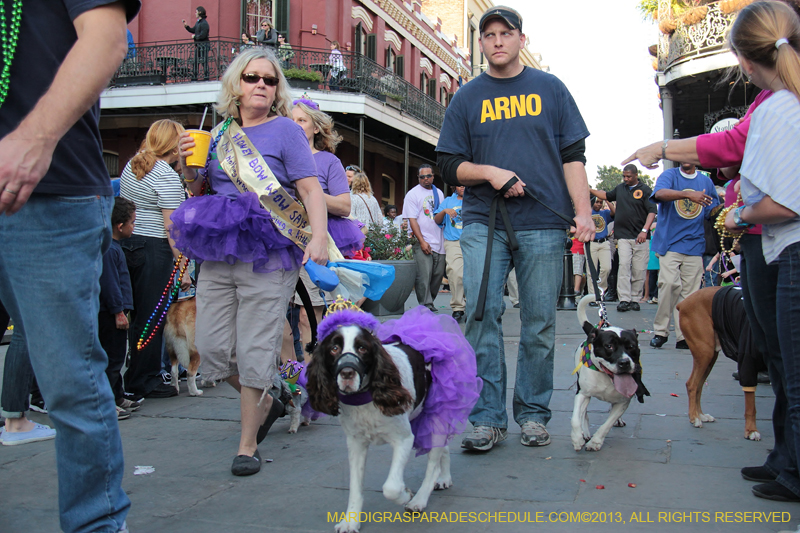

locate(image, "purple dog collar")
[[338, 390, 373, 406]]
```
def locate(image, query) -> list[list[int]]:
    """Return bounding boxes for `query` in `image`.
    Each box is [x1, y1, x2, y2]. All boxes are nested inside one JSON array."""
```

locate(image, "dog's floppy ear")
[[305, 337, 340, 416], [582, 321, 597, 341], [368, 335, 413, 417]]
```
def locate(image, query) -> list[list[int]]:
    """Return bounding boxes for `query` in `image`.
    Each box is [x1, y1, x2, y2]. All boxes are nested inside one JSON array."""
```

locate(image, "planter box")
[[114, 74, 166, 87], [287, 78, 320, 90], [361, 259, 415, 316], [385, 96, 402, 110]]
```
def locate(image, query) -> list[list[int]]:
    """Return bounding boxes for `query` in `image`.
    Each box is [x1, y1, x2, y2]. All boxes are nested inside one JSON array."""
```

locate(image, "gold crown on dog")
[[327, 295, 362, 314]]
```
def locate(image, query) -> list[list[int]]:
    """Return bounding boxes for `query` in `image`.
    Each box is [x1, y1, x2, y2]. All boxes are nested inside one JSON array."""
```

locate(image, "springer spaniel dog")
[[306, 306, 480, 533]]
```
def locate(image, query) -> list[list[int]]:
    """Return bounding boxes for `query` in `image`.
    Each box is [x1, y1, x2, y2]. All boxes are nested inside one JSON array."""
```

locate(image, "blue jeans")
[[702, 253, 720, 287], [776, 242, 800, 496], [0, 194, 129, 533], [739, 234, 794, 479], [461, 223, 563, 429], [0, 321, 34, 417]]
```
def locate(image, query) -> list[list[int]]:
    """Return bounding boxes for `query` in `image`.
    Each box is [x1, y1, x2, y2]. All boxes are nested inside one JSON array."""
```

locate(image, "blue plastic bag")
[[328, 260, 395, 300]]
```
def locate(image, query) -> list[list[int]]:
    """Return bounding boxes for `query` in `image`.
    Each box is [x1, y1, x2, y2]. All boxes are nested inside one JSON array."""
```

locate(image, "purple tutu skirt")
[[169, 192, 304, 274], [328, 216, 364, 258], [296, 365, 325, 421], [377, 306, 482, 456]]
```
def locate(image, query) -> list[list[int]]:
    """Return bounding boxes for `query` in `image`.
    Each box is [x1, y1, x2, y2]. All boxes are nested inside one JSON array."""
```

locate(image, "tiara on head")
[[293, 92, 319, 110], [317, 296, 380, 341]]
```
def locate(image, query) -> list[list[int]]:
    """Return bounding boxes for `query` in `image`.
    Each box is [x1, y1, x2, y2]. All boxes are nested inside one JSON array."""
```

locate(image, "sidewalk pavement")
[[1, 293, 796, 533]]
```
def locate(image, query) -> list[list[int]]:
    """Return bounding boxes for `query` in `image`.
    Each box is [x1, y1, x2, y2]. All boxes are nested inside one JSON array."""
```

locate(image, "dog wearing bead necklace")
[[164, 297, 203, 396]]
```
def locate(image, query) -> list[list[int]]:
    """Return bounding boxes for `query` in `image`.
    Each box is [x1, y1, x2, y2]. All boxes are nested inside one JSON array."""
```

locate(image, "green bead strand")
[[0, 0, 22, 109]]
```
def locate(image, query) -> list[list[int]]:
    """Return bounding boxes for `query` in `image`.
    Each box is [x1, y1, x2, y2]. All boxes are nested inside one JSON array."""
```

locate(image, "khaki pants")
[[585, 240, 611, 296], [653, 252, 703, 341], [196, 260, 299, 389], [617, 239, 649, 302], [507, 268, 518, 306], [444, 239, 465, 312]]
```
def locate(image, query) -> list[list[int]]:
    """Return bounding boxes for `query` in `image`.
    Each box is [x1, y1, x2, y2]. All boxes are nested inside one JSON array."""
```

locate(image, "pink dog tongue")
[[613, 374, 638, 398]]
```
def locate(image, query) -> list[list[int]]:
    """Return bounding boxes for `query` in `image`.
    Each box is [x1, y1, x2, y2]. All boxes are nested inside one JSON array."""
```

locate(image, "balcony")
[[657, 1, 737, 73], [110, 39, 446, 131]]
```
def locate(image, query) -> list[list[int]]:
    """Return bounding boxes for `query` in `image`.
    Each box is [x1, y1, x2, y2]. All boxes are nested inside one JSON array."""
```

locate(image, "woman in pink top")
[[625, 87, 789, 494]]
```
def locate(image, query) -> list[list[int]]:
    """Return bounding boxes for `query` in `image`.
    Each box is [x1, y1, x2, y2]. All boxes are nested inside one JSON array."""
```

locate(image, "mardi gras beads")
[[137, 254, 188, 351], [0, 0, 22, 110]]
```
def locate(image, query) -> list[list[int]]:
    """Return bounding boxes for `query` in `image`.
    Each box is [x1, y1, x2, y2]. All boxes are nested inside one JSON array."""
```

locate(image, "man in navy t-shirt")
[[436, 6, 594, 452], [0, 1, 141, 531], [649, 163, 718, 349], [586, 195, 615, 299]]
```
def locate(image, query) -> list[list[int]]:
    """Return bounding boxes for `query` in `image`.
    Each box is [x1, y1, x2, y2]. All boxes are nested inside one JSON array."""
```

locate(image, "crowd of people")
[[1, 2, 800, 532]]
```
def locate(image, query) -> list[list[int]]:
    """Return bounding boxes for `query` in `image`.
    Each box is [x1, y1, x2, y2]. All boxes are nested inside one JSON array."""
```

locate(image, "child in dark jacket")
[[100, 197, 137, 419]]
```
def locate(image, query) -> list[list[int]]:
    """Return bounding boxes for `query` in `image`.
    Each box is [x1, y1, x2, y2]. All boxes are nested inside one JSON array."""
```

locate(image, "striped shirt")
[[120, 160, 185, 239], [740, 90, 800, 264]]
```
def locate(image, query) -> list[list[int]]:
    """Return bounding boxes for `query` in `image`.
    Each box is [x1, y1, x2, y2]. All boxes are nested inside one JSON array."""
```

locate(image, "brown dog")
[[164, 297, 203, 396], [678, 286, 763, 441]]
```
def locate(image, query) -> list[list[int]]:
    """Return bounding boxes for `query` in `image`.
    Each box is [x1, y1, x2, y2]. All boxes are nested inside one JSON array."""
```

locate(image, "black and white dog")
[[572, 294, 649, 452], [306, 307, 479, 533]]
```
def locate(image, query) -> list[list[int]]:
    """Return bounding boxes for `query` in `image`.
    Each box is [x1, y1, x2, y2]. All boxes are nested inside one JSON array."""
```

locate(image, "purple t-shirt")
[[313, 150, 349, 196], [202, 116, 317, 199]]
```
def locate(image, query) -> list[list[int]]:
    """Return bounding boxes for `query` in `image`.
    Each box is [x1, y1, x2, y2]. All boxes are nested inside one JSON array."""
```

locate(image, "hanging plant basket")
[[659, 18, 678, 34], [680, 5, 708, 25], [719, 0, 756, 15]]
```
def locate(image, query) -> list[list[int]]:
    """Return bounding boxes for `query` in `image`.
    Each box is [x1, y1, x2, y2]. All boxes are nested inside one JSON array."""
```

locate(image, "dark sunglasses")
[[419, 174, 434, 179], [241, 73, 279, 86]]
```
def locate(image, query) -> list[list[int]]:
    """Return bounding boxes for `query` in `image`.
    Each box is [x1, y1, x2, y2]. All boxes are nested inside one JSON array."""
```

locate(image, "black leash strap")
[[294, 278, 318, 353], [474, 177, 607, 324]]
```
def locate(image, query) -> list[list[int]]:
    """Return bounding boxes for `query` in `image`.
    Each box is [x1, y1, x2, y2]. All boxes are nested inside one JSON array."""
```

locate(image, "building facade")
[[103, 0, 487, 211]]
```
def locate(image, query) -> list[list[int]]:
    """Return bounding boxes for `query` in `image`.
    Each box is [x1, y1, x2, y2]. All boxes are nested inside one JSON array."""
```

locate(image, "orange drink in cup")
[[185, 129, 212, 168]]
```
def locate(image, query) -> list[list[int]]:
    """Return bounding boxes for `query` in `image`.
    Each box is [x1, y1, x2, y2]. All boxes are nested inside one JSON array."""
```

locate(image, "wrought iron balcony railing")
[[110, 40, 446, 131], [657, 1, 737, 72]]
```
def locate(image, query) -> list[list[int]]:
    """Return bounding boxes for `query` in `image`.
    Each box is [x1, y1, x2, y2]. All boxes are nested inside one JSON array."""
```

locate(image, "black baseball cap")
[[479, 6, 523, 33]]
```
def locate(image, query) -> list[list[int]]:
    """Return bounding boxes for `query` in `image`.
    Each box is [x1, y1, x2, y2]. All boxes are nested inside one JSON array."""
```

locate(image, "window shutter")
[[274, 0, 290, 37], [355, 23, 362, 55], [385, 47, 391, 67], [428, 79, 436, 99], [366, 34, 377, 61], [395, 55, 404, 78]]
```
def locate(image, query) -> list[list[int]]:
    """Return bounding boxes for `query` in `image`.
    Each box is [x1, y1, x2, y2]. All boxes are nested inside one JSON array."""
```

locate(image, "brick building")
[[101, 0, 495, 211]]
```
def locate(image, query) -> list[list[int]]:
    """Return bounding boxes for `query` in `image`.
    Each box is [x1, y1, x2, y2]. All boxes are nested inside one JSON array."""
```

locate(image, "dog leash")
[[474, 177, 608, 325]]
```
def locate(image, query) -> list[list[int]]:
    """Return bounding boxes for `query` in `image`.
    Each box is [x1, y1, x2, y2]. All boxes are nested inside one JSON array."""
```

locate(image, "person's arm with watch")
[[725, 196, 798, 230], [637, 212, 656, 244]]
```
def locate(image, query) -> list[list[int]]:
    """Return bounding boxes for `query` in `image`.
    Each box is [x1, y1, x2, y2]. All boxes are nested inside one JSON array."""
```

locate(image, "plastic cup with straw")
[[185, 107, 212, 168]]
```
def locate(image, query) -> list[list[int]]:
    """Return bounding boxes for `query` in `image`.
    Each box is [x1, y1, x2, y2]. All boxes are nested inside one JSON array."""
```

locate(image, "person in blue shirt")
[[434, 186, 465, 321], [649, 162, 719, 349], [126, 28, 136, 60], [586, 195, 615, 300]]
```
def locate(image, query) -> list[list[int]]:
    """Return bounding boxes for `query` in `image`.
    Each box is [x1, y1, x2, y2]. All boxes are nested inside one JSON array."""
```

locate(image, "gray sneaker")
[[520, 421, 551, 447], [461, 426, 507, 451]]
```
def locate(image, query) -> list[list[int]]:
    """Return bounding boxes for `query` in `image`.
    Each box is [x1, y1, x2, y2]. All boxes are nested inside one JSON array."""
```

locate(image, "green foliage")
[[363, 222, 416, 260], [638, 0, 660, 20], [282, 68, 323, 82], [594, 165, 654, 192], [594, 165, 623, 192]]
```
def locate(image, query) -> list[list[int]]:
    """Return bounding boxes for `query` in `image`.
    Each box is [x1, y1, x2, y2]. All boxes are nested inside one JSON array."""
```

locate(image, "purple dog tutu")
[[170, 192, 304, 274], [377, 306, 482, 456], [328, 216, 364, 258]]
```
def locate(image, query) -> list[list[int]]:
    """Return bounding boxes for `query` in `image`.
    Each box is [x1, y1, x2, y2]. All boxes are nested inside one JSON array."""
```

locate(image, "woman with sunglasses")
[[290, 96, 363, 347], [256, 20, 277, 49], [172, 48, 328, 477]]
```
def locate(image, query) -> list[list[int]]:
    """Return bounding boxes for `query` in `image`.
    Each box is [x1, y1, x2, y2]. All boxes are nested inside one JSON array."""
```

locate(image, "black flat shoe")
[[231, 449, 261, 476], [256, 397, 285, 444], [741, 465, 777, 483], [752, 481, 800, 502]]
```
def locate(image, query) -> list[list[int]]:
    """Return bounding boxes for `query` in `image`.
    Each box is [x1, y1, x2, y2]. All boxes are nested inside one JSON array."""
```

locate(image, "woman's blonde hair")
[[130, 119, 185, 180], [214, 47, 293, 120], [293, 102, 343, 153], [350, 172, 373, 195], [730, 1, 800, 99]]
